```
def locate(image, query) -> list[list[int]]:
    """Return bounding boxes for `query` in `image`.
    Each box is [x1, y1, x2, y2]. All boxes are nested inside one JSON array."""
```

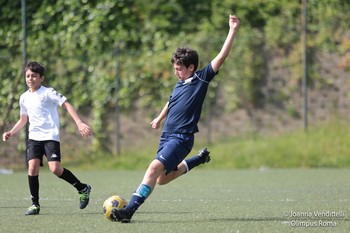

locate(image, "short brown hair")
[[171, 47, 199, 71]]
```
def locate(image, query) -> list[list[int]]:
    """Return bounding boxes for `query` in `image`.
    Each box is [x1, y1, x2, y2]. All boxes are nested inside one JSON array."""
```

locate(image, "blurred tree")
[[0, 0, 349, 155]]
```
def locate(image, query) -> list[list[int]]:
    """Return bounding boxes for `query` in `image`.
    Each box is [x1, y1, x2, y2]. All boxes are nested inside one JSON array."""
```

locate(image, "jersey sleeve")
[[199, 63, 217, 83], [48, 88, 67, 106], [19, 93, 27, 116]]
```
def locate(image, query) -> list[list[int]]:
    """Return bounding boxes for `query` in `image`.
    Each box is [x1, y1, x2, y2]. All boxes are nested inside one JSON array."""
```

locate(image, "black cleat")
[[25, 204, 40, 215], [110, 208, 133, 223], [79, 184, 91, 209], [198, 148, 210, 164]]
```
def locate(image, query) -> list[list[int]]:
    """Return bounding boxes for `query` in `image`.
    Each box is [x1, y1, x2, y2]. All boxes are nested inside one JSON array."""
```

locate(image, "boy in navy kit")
[[111, 14, 240, 223], [2, 61, 92, 215]]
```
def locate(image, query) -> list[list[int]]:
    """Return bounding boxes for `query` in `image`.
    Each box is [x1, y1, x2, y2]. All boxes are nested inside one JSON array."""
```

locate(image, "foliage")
[[1, 0, 349, 153]]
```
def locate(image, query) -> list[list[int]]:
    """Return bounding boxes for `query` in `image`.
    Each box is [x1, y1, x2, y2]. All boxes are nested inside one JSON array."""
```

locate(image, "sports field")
[[0, 169, 349, 233]]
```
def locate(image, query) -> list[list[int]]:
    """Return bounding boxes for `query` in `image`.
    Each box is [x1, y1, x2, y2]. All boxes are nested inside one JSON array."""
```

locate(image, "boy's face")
[[26, 69, 44, 92], [173, 63, 195, 81]]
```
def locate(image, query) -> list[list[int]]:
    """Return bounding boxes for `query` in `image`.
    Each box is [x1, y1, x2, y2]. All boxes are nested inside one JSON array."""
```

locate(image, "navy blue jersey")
[[163, 63, 217, 133]]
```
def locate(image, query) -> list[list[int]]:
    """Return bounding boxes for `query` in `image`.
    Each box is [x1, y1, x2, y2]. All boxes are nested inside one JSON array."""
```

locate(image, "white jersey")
[[20, 86, 67, 142]]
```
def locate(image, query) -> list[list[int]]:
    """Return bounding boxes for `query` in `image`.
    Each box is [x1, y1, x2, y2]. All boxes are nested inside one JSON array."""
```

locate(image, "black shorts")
[[27, 139, 61, 166]]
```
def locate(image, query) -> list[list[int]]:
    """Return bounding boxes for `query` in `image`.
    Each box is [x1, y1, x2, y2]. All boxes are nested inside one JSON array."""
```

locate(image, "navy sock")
[[126, 194, 145, 214], [28, 175, 40, 206], [126, 184, 151, 214], [184, 155, 203, 171]]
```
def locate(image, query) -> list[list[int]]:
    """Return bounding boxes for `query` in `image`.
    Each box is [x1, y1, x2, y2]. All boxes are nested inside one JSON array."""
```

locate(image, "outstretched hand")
[[77, 122, 92, 137]]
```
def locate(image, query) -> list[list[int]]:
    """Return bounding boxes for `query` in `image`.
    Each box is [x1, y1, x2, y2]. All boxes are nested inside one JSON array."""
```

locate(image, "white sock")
[[182, 160, 189, 173]]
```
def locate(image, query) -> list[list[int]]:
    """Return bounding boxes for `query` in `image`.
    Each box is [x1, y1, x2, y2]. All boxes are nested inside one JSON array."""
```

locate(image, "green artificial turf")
[[0, 169, 349, 232]]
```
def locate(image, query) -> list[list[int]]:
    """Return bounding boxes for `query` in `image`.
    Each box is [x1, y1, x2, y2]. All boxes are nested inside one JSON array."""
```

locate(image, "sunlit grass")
[[1, 169, 349, 233], [66, 118, 350, 170], [210, 118, 350, 168]]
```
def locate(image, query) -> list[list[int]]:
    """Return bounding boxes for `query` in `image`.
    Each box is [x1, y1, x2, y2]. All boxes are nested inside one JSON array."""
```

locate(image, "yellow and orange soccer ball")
[[103, 195, 128, 221]]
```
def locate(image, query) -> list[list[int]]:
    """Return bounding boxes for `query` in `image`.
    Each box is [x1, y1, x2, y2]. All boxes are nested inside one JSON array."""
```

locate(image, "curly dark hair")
[[171, 47, 199, 71]]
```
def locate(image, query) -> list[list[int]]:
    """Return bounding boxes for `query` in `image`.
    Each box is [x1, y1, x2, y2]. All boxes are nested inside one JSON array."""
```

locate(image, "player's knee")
[[50, 168, 60, 176], [50, 166, 63, 176], [27, 159, 40, 176], [28, 167, 39, 176], [48, 161, 63, 176], [148, 160, 164, 175]]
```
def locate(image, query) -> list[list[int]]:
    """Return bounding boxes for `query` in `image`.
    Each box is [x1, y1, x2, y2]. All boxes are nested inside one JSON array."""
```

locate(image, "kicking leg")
[[184, 148, 210, 171], [111, 159, 165, 223], [156, 161, 187, 185], [157, 148, 211, 185]]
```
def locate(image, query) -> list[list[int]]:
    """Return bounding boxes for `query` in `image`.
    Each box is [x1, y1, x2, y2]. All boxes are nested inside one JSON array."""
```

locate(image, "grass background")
[[3, 118, 350, 171], [57, 118, 350, 170], [0, 169, 349, 233], [1, 119, 350, 232]]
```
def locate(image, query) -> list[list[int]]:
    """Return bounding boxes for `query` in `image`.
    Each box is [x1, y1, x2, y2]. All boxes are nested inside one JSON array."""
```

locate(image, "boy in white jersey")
[[2, 61, 92, 215]]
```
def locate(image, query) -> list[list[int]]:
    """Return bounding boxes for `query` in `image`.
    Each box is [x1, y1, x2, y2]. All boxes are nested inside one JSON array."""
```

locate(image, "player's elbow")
[[211, 58, 226, 73]]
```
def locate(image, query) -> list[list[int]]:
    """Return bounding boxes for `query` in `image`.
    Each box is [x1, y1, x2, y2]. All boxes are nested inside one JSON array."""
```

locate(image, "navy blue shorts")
[[27, 139, 61, 166], [155, 133, 194, 174]]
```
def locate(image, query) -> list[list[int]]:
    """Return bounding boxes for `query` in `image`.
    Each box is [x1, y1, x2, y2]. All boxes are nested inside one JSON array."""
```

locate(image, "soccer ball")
[[103, 195, 128, 221]]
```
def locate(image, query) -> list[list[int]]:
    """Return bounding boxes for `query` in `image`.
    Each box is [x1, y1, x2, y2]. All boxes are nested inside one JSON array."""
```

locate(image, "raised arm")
[[211, 15, 240, 73], [62, 101, 92, 137]]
